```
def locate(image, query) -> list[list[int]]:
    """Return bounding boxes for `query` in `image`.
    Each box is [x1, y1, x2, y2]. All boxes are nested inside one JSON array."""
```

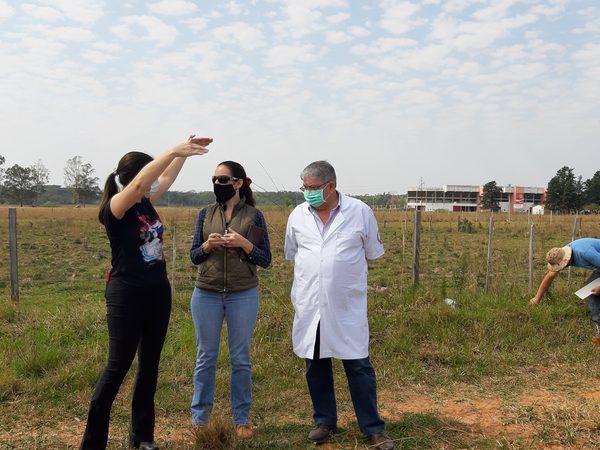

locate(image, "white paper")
[[575, 278, 600, 299]]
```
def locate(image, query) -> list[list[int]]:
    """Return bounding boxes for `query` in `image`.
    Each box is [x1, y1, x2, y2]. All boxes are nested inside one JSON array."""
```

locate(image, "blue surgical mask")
[[304, 186, 326, 208]]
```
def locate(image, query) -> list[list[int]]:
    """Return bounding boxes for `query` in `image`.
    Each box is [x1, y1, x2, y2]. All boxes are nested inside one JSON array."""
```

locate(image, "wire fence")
[[1, 206, 598, 304]]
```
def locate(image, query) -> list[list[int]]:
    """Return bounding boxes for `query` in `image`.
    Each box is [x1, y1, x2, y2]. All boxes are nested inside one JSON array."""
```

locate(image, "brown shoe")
[[307, 424, 335, 444], [368, 431, 394, 449], [235, 424, 254, 440]]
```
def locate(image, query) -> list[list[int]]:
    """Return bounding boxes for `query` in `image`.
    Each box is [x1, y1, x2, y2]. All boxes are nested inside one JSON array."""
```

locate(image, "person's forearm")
[[157, 156, 186, 191], [131, 148, 179, 193], [533, 272, 557, 301]]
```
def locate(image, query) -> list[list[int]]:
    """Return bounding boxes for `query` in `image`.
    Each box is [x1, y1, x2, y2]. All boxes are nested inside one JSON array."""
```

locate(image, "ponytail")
[[98, 173, 119, 224]]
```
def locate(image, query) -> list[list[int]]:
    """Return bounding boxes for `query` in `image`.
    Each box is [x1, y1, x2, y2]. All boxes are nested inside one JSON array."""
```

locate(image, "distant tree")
[[30, 159, 50, 204], [4, 164, 35, 206], [0, 154, 5, 184], [481, 180, 502, 212], [64, 156, 100, 206], [584, 170, 600, 207], [545, 166, 584, 212]]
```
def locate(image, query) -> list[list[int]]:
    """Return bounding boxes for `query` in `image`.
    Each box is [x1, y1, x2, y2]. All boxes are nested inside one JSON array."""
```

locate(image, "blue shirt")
[[569, 238, 600, 270]]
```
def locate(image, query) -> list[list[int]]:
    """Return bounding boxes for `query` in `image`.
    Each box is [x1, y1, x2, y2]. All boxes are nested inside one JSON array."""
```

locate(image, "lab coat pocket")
[[335, 231, 367, 290], [335, 231, 363, 262]]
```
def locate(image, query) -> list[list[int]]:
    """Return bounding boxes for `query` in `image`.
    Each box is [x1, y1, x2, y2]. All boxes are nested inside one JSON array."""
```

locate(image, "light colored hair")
[[300, 160, 337, 183]]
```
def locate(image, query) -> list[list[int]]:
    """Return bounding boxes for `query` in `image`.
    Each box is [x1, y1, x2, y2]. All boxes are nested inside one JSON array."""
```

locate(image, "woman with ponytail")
[[80, 136, 212, 450], [189, 161, 271, 438]]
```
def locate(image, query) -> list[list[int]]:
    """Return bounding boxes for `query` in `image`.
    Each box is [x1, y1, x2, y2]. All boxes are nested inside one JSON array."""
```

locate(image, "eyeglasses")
[[299, 181, 330, 192], [212, 175, 239, 184]]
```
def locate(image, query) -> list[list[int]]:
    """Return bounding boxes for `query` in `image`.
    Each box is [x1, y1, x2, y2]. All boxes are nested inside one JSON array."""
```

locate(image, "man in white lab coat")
[[284, 161, 394, 449]]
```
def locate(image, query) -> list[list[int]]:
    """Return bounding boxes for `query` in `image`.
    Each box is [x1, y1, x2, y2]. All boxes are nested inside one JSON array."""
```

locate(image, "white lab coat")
[[284, 193, 384, 359]]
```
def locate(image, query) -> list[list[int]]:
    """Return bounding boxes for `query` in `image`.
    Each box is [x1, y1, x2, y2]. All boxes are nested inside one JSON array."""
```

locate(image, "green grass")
[[1, 207, 600, 448]]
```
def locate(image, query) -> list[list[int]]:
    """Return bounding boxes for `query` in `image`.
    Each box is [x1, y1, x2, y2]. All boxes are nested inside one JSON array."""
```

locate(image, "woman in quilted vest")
[[189, 161, 271, 439]]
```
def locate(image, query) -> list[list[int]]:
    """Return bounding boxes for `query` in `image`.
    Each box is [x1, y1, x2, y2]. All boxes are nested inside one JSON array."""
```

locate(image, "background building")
[[406, 184, 546, 212]]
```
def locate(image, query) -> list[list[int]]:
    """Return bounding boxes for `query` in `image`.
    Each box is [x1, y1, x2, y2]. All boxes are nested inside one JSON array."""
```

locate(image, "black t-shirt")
[[103, 197, 167, 286]]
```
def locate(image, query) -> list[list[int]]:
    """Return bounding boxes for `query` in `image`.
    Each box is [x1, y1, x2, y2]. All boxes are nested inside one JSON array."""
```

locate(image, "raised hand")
[[188, 134, 214, 147]]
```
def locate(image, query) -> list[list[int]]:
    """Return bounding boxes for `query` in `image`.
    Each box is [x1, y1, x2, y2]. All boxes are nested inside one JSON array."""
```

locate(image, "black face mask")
[[213, 183, 236, 205]]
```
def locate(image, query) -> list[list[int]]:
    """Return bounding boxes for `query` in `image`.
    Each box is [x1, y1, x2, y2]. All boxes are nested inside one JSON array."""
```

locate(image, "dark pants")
[[305, 324, 385, 437], [80, 279, 172, 450], [586, 270, 600, 333]]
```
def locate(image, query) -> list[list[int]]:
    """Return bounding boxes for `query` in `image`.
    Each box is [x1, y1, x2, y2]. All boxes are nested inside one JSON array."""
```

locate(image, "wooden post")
[[567, 214, 579, 283], [171, 223, 177, 297], [8, 208, 19, 303], [485, 215, 494, 293], [413, 208, 421, 286], [528, 223, 534, 289]]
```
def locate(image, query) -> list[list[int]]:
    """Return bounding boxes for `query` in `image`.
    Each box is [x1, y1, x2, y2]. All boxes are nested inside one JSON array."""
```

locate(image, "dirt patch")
[[3, 382, 600, 448]]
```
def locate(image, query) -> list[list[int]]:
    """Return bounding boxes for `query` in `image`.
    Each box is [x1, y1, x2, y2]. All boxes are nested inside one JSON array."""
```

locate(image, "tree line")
[[2, 155, 593, 212], [480, 166, 599, 213], [0, 154, 406, 209]]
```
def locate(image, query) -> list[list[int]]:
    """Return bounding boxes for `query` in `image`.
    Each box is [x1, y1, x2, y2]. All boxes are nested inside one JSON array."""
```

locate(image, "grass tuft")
[[191, 415, 236, 450]]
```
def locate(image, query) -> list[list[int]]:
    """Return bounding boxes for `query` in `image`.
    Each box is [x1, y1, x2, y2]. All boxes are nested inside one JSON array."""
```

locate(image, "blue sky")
[[0, 0, 598, 194]]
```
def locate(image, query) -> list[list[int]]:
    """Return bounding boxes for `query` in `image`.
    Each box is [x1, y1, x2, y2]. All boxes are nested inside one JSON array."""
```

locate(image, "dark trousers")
[[586, 270, 600, 332], [305, 324, 385, 437], [80, 279, 171, 450]]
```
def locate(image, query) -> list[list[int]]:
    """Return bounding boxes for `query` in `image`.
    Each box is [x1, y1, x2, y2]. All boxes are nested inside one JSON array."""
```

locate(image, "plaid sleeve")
[[190, 208, 209, 265]]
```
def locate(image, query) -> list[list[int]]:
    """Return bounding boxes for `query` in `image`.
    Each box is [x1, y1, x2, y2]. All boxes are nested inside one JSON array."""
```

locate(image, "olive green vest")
[[195, 200, 259, 292]]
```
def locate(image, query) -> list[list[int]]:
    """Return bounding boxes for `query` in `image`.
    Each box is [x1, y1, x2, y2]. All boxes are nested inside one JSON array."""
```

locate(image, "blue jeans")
[[190, 287, 259, 425], [305, 324, 385, 437], [586, 270, 600, 333]]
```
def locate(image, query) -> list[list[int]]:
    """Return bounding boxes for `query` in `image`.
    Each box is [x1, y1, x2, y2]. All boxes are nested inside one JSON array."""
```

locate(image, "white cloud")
[[81, 42, 122, 64], [33, 26, 95, 42], [323, 65, 378, 89], [370, 44, 452, 74], [441, 0, 486, 14], [82, 49, 115, 64], [185, 17, 208, 32], [325, 30, 351, 44], [21, 3, 62, 21], [348, 25, 370, 37], [572, 43, 600, 67], [272, 0, 348, 38], [32, 0, 104, 24], [0, 2, 12, 20], [351, 37, 416, 55], [528, 0, 566, 18], [327, 12, 349, 24], [111, 15, 178, 47], [379, 0, 424, 35], [213, 22, 265, 50], [264, 44, 317, 67], [223, 1, 246, 16], [574, 8, 600, 35], [472, 0, 522, 22], [148, 0, 198, 16], [439, 13, 539, 51]]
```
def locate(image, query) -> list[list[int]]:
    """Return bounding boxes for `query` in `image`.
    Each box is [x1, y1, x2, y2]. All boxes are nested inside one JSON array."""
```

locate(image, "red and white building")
[[406, 184, 546, 212]]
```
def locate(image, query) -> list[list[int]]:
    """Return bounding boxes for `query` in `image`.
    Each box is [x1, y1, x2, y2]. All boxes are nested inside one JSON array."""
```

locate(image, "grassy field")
[[1, 206, 600, 449]]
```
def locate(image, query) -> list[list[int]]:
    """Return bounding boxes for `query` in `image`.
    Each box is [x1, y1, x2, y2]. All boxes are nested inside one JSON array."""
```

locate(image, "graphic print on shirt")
[[137, 213, 164, 263]]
